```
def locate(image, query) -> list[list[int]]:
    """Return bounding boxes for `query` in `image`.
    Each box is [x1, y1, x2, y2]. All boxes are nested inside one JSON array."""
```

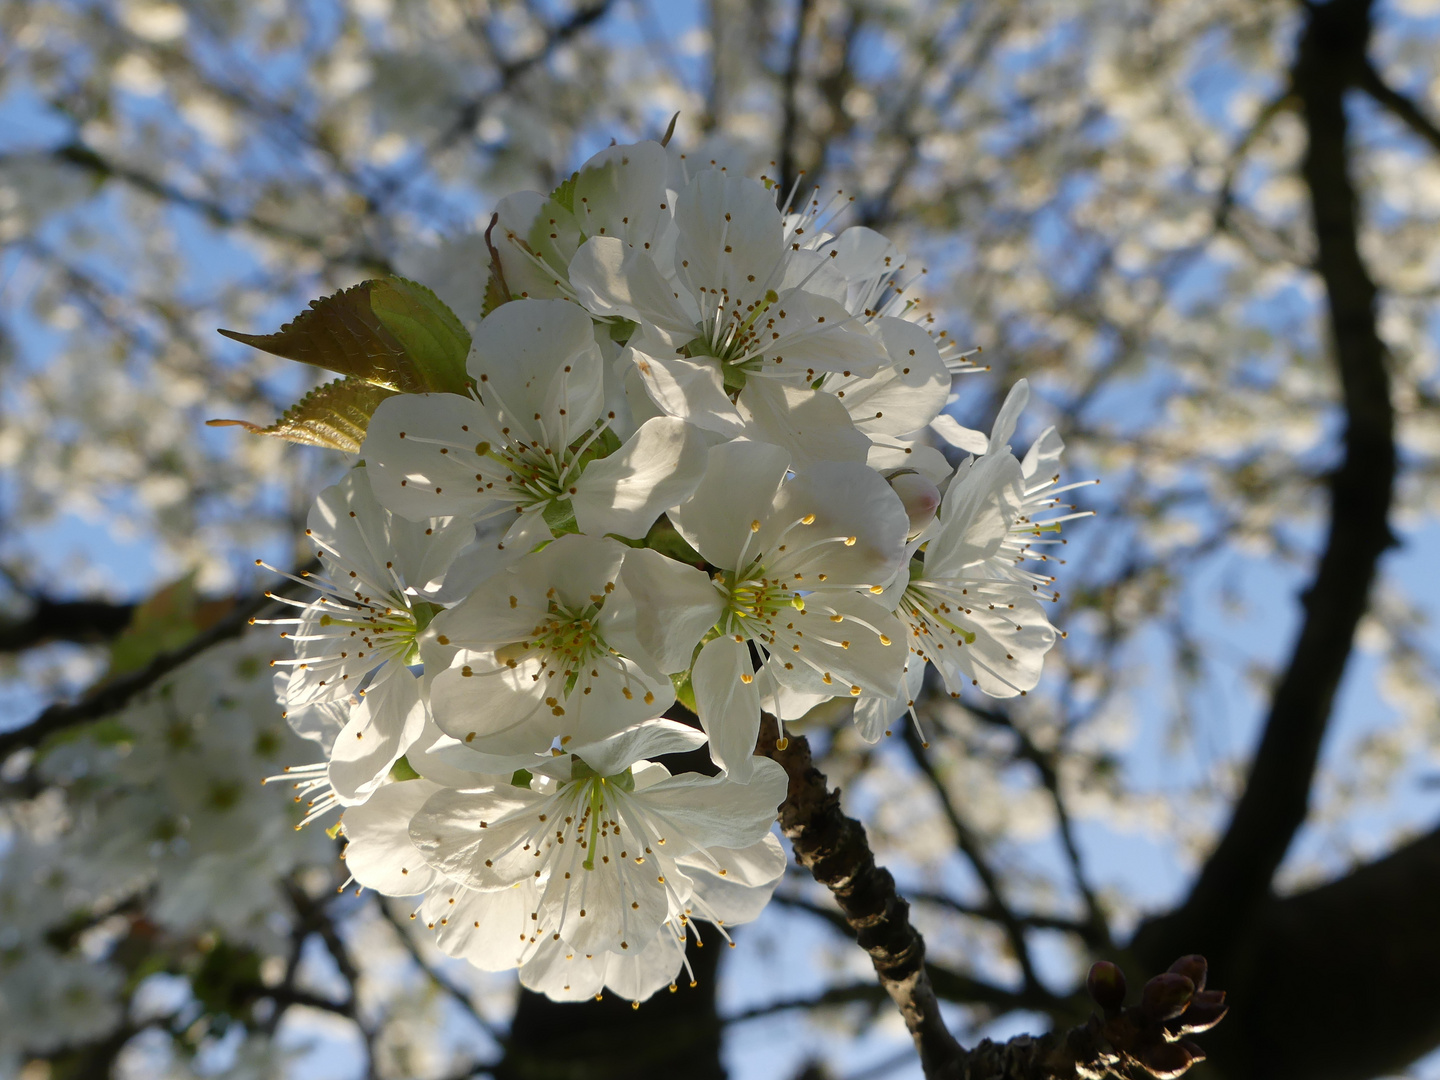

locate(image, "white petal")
[[361, 393, 504, 522], [736, 379, 870, 468], [675, 171, 784, 299], [568, 719, 708, 778], [568, 236, 696, 337], [572, 140, 675, 252], [468, 298, 605, 445], [930, 453, 1025, 571], [428, 654, 553, 755], [432, 880, 545, 971], [867, 440, 953, 485], [494, 189, 583, 302], [669, 441, 791, 570], [1021, 426, 1064, 481], [310, 467, 472, 597], [771, 460, 909, 588], [766, 592, 906, 703], [632, 759, 787, 851], [519, 933, 609, 1001], [629, 351, 747, 437], [676, 832, 786, 926], [931, 413, 990, 454], [987, 379, 1030, 455], [690, 636, 762, 782], [340, 778, 443, 894], [852, 659, 924, 743], [600, 933, 688, 1003], [600, 547, 723, 675], [328, 666, 428, 801], [746, 288, 888, 379], [571, 416, 708, 539], [930, 595, 1056, 698], [410, 784, 547, 889], [828, 317, 951, 436]]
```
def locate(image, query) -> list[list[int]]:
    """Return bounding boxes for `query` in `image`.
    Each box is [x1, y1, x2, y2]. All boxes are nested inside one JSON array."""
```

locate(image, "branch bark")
[[0, 574, 309, 763], [757, 722, 1224, 1080], [0, 597, 136, 653]]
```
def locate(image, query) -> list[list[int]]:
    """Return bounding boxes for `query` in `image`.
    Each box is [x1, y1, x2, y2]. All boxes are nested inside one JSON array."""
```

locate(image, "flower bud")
[[1139, 1041, 1200, 1079], [1170, 989, 1228, 1035], [1140, 972, 1194, 1021], [1166, 954, 1207, 993], [1086, 960, 1127, 1015], [887, 470, 941, 537]]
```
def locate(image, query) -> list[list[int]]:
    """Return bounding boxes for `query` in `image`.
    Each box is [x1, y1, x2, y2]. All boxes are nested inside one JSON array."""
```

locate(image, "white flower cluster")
[[266, 139, 1085, 1005]]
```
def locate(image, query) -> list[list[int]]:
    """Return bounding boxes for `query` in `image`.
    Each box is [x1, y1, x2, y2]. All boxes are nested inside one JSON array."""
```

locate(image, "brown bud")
[[1087, 960, 1127, 1015], [1141, 972, 1194, 1021], [1140, 1041, 1198, 1079], [1166, 954, 1207, 993], [1169, 989, 1228, 1035]]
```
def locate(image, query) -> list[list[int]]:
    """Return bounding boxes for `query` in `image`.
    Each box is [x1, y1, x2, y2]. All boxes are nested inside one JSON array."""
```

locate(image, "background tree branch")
[[1136, 0, 1397, 970]]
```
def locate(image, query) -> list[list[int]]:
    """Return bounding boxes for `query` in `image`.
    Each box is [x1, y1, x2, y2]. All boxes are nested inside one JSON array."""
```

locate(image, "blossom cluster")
[[266, 138, 1085, 1004]]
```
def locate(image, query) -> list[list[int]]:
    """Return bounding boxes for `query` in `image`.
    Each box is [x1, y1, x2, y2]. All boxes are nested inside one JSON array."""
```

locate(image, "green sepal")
[[482, 271, 509, 316], [721, 362, 748, 394], [641, 515, 706, 569], [550, 171, 580, 213], [542, 498, 579, 536], [671, 671, 698, 715], [389, 756, 421, 782]]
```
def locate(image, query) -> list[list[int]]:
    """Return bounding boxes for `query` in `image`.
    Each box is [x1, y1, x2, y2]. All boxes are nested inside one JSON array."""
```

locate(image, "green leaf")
[[218, 276, 470, 394], [510, 768, 534, 788], [207, 377, 398, 453], [368, 277, 472, 393]]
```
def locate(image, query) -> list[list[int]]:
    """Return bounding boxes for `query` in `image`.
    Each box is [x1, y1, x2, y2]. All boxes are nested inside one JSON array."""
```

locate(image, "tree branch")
[[757, 722, 1225, 1079], [775, 0, 814, 199], [900, 724, 1046, 997], [759, 716, 966, 1075], [0, 566, 314, 762], [1357, 59, 1440, 157], [379, 897, 500, 1042], [958, 704, 1112, 950], [0, 597, 136, 653], [1138, 0, 1396, 966], [1228, 822, 1440, 1079]]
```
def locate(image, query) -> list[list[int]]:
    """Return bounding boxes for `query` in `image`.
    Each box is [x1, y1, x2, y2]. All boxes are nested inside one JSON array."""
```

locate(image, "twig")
[[958, 704, 1112, 949], [0, 596, 137, 653], [1358, 59, 1440, 157], [759, 716, 964, 1076], [379, 896, 501, 1042], [725, 981, 887, 1024], [775, 0, 815, 199], [0, 591, 270, 761], [899, 724, 1046, 997], [757, 721, 1224, 1078]]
